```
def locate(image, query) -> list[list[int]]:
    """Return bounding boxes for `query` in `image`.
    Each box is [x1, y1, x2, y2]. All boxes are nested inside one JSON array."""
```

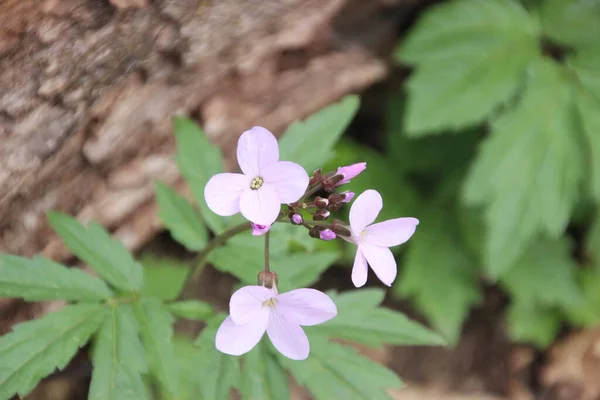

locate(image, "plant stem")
[[264, 230, 271, 273], [177, 222, 252, 300]]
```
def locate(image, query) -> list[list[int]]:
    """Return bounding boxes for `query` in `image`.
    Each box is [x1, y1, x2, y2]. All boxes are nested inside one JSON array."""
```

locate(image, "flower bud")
[[332, 162, 366, 186], [331, 219, 352, 238], [328, 190, 355, 204], [309, 169, 322, 186], [251, 223, 270, 236], [289, 212, 303, 225], [319, 229, 336, 241], [258, 271, 278, 289], [314, 196, 329, 209], [308, 226, 321, 238], [313, 209, 330, 221]]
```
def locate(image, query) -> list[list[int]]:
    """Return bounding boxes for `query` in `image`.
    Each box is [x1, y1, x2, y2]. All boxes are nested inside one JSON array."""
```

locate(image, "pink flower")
[[348, 189, 419, 287], [335, 162, 366, 186], [204, 127, 309, 225], [251, 223, 270, 236], [215, 285, 337, 360], [340, 190, 355, 203]]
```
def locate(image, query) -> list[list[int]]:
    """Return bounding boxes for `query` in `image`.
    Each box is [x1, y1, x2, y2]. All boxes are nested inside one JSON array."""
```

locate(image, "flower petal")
[[364, 217, 419, 247], [351, 249, 368, 288], [267, 310, 310, 360], [349, 189, 382, 235], [261, 161, 309, 203], [276, 289, 337, 326], [230, 285, 273, 325], [251, 223, 271, 236], [215, 313, 269, 356], [360, 243, 397, 287], [204, 173, 250, 216], [239, 185, 281, 225], [237, 126, 279, 176]]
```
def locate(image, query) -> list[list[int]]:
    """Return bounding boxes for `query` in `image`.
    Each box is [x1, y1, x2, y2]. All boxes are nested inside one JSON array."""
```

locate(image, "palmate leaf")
[[464, 59, 585, 277], [506, 303, 561, 348], [89, 304, 149, 400], [0, 254, 112, 302], [174, 117, 227, 233], [240, 341, 290, 400], [575, 78, 600, 201], [0, 304, 107, 400], [141, 257, 189, 301], [167, 300, 214, 321], [278, 95, 359, 172], [155, 181, 208, 251], [134, 298, 179, 399], [314, 289, 446, 347], [540, 0, 600, 48], [279, 334, 403, 400], [395, 207, 482, 345], [47, 212, 143, 292], [396, 0, 539, 134], [192, 314, 240, 400]]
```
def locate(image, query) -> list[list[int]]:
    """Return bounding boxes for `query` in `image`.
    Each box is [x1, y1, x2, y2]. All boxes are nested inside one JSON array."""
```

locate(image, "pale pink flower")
[[347, 189, 419, 287], [251, 223, 270, 236], [215, 285, 337, 360], [204, 127, 309, 226], [334, 162, 366, 186]]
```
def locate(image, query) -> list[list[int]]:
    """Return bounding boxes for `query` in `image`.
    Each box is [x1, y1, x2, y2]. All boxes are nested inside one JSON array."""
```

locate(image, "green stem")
[[264, 230, 271, 273], [177, 222, 252, 300]]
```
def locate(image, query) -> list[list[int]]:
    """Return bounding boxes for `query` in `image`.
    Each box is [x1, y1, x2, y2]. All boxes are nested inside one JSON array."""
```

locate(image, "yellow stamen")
[[250, 176, 264, 190]]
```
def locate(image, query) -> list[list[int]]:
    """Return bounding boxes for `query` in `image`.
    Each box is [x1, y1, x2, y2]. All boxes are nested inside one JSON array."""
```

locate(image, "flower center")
[[250, 176, 264, 190], [262, 298, 277, 308]]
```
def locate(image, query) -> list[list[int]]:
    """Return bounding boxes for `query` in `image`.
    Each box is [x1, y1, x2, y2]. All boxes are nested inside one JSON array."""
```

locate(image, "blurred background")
[[2, 0, 600, 399]]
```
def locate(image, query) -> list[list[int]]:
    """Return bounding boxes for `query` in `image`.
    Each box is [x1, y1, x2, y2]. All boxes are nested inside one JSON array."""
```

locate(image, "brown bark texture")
[[0, 0, 415, 325]]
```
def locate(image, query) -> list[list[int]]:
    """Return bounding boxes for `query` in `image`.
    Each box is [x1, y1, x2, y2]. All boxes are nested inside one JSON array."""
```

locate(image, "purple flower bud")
[[319, 229, 336, 241], [291, 213, 303, 225], [313, 210, 330, 221], [314, 196, 329, 209], [334, 162, 366, 186], [251, 223, 270, 236], [340, 191, 355, 203]]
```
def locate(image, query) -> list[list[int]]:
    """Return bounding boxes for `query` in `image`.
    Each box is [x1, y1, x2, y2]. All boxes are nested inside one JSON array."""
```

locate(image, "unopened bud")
[[258, 271, 278, 289], [319, 229, 336, 241], [313, 209, 330, 221], [331, 219, 352, 238], [308, 226, 321, 238], [309, 169, 322, 186], [290, 213, 303, 225], [314, 196, 329, 209], [330, 162, 367, 187]]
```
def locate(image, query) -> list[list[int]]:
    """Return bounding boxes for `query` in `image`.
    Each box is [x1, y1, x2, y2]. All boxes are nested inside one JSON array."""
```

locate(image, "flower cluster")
[[204, 126, 419, 360]]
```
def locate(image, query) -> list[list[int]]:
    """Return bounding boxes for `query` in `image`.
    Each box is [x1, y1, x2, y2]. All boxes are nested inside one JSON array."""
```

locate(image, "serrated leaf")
[[500, 238, 582, 308], [315, 289, 446, 347], [155, 182, 208, 251], [279, 335, 403, 400], [47, 212, 143, 292], [278, 96, 359, 171], [0, 254, 112, 302], [0, 304, 106, 399], [240, 341, 289, 400], [141, 258, 189, 301], [569, 48, 600, 101], [397, 0, 538, 134], [174, 117, 226, 233], [564, 263, 600, 326], [576, 86, 600, 201], [395, 207, 481, 345], [191, 314, 240, 400], [89, 304, 148, 400], [463, 59, 584, 277], [506, 303, 561, 347], [167, 300, 214, 321], [134, 298, 179, 399], [540, 0, 600, 48]]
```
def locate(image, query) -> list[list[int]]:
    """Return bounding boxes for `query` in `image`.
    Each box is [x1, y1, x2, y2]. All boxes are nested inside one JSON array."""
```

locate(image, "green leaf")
[[89, 304, 149, 400], [278, 95, 360, 171], [500, 238, 582, 309], [134, 298, 179, 399], [576, 86, 600, 201], [141, 258, 189, 301], [395, 208, 482, 345], [0, 254, 112, 302], [0, 304, 106, 399], [47, 212, 143, 292], [174, 117, 226, 233], [191, 314, 240, 400], [564, 263, 600, 326], [540, 0, 600, 48], [569, 48, 600, 100], [274, 252, 339, 292], [279, 336, 403, 400], [506, 303, 561, 347], [463, 59, 584, 277], [167, 300, 214, 321], [240, 341, 290, 400], [397, 0, 538, 134], [314, 289, 446, 347], [155, 182, 208, 251]]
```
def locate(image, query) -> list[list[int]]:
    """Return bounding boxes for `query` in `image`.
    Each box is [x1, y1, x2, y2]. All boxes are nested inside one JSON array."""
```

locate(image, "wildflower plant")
[[0, 96, 445, 400]]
